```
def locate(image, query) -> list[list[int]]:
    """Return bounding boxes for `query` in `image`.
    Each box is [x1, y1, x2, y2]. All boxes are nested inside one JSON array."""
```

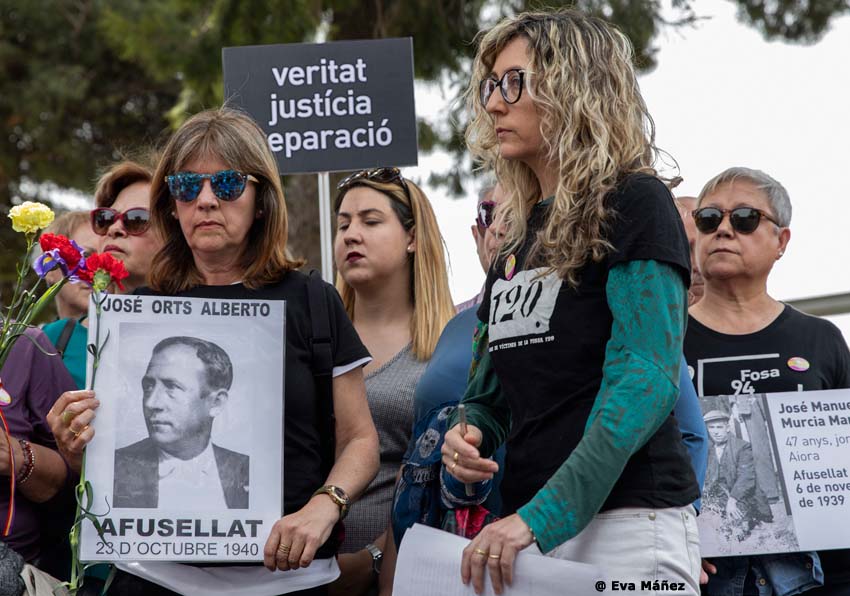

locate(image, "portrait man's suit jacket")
[[113, 438, 249, 509], [705, 435, 772, 521]]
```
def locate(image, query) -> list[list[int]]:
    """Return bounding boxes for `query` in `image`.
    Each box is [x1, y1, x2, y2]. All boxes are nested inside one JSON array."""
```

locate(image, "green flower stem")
[[68, 291, 106, 594], [0, 236, 36, 371]]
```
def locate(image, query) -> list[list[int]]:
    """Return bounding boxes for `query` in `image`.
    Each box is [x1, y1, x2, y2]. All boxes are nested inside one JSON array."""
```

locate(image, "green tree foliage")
[[0, 1, 177, 297], [1, 0, 848, 274]]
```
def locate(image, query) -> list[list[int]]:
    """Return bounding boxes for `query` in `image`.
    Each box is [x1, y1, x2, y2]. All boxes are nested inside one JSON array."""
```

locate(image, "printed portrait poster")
[[79, 295, 285, 562], [698, 389, 850, 557]]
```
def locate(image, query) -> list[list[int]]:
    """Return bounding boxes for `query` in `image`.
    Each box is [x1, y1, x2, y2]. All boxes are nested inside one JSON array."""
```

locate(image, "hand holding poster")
[[80, 295, 285, 562], [698, 389, 850, 557]]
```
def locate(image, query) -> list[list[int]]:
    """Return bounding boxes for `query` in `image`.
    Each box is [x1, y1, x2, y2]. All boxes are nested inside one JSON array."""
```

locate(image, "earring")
[[407, 245, 414, 253], [778, 251, 784, 258], [171, 211, 177, 218]]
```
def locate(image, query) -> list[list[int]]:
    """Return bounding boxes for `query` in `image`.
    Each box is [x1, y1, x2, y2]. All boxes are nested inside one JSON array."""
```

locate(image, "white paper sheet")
[[116, 558, 339, 596], [394, 524, 602, 596]]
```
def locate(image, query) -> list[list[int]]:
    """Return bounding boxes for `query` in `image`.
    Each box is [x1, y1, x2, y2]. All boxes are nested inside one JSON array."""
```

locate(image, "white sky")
[[407, 2, 850, 342]]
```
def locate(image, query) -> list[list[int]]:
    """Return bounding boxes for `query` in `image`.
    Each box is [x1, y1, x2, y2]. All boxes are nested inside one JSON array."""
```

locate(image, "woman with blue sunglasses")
[[685, 167, 850, 596], [88, 107, 380, 596]]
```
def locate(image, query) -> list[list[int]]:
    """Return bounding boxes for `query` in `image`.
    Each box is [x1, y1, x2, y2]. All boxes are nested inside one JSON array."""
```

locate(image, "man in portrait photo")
[[113, 336, 249, 509], [703, 409, 772, 539]]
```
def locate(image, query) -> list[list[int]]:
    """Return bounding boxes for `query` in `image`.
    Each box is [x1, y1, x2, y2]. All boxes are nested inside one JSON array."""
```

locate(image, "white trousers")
[[548, 505, 701, 595]]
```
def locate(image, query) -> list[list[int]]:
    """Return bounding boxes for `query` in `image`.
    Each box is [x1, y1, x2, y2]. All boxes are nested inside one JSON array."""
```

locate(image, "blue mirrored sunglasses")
[[165, 170, 259, 202]]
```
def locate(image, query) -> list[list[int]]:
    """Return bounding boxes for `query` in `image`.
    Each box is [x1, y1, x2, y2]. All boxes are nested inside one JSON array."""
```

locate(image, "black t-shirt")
[[478, 173, 699, 515], [684, 305, 850, 396], [685, 305, 850, 584], [137, 271, 369, 519]]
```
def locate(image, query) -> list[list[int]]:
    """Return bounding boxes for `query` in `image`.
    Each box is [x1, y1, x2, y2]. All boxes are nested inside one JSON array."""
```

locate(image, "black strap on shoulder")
[[54, 318, 78, 357], [306, 270, 335, 478]]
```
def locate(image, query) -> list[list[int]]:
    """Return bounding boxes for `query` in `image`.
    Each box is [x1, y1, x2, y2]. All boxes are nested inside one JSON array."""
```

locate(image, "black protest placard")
[[223, 38, 417, 174]]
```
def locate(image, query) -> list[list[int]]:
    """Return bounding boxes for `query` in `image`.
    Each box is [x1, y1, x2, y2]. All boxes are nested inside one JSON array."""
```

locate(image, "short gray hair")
[[698, 167, 791, 227], [477, 175, 497, 203]]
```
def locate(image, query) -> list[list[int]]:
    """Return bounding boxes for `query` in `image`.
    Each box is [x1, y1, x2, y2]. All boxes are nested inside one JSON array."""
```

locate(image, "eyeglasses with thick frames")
[[692, 206, 781, 235], [479, 69, 526, 108], [165, 170, 259, 203], [476, 200, 496, 232], [337, 167, 411, 201], [91, 207, 151, 236]]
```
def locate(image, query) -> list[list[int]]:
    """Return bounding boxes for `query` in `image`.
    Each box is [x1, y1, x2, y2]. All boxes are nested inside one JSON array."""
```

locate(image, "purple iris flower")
[[34, 249, 67, 278]]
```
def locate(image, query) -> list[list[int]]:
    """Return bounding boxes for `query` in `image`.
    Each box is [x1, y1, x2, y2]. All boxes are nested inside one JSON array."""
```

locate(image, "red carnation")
[[39, 232, 84, 272], [83, 252, 129, 291]]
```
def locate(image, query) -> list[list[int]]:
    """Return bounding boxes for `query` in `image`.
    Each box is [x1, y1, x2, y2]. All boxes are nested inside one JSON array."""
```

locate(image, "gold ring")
[[71, 428, 81, 438], [489, 553, 501, 559], [453, 451, 459, 463], [61, 410, 75, 426], [473, 548, 488, 557], [451, 462, 457, 472]]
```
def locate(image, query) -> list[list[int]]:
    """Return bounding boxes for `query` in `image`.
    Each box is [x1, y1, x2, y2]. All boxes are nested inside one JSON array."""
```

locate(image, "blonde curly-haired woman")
[[442, 9, 701, 595]]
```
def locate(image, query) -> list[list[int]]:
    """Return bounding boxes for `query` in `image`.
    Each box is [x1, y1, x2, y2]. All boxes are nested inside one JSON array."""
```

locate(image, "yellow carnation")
[[9, 201, 54, 234]]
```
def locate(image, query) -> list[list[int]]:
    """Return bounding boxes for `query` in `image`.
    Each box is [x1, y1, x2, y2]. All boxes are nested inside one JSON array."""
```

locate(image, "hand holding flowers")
[[3, 202, 127, 593]]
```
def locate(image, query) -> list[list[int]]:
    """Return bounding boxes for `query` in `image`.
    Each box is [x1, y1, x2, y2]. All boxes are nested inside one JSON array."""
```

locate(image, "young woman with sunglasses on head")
[[330, 167, 454, 596], [685, 167, 850, 596], [442, 9, 701, 594]]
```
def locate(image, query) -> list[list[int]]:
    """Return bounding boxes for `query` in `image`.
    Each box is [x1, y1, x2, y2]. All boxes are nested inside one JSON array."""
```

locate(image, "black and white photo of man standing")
[[113, 336, 249, 509]]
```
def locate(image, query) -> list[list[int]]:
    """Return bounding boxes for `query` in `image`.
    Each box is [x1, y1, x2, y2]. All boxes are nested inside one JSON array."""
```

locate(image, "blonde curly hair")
[[465, 8, 662, 286]]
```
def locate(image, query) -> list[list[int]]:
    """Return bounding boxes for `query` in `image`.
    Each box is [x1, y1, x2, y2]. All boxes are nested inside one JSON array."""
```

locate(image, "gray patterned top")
[[340, 344, 426, 552]]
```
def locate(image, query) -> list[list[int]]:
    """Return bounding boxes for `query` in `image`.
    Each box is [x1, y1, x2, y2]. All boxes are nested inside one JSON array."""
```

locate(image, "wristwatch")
[[312, 485, 351, 520], [365, 542, 383, 575]]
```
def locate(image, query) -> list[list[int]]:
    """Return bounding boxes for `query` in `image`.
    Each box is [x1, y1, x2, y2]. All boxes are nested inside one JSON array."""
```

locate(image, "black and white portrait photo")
[[699, 394, 799, 556], [113, 336, 250, 510], [80, 296, 285, 562]]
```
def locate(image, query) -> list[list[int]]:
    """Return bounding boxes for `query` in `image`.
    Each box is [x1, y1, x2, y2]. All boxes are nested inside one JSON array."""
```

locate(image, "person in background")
[[41, 211, 99, 389], [444, 9, 701, 594], [1, 329, 75, 573], [44, 160, 162, 396], [676, 195, 705, 306], [331, 167, 455, 596], [377, 180, 508, 596], [456, 182, 506, 312], [685, 166, 850, 596], [48, 158, 162, 467]]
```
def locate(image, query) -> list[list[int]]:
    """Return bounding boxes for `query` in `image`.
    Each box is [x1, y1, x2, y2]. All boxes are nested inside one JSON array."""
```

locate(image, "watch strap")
[[365, 542, 383, 574], [312, 485, 351, 520]]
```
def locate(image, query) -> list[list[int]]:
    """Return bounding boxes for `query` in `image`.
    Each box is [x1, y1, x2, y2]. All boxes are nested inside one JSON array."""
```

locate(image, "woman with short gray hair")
[[684, 166, 850, 596]]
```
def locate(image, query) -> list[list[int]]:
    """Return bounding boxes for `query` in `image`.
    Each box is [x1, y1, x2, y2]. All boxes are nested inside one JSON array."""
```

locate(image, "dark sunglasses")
[[91, 207, 151, 236], [479, 68, 526, 108], [476, 200, 496, 232], [693, 206, 781, 235], [337, 167, 411, 200], [165, 170, 258, 203]]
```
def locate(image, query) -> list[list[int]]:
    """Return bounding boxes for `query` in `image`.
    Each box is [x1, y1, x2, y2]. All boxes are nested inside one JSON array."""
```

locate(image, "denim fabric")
[[706, 553, 822, 596], [675, 355, 708, 513]]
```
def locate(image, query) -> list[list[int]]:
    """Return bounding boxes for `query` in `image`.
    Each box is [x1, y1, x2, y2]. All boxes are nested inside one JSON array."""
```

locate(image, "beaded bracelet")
[[16, 439, 34, 485]]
